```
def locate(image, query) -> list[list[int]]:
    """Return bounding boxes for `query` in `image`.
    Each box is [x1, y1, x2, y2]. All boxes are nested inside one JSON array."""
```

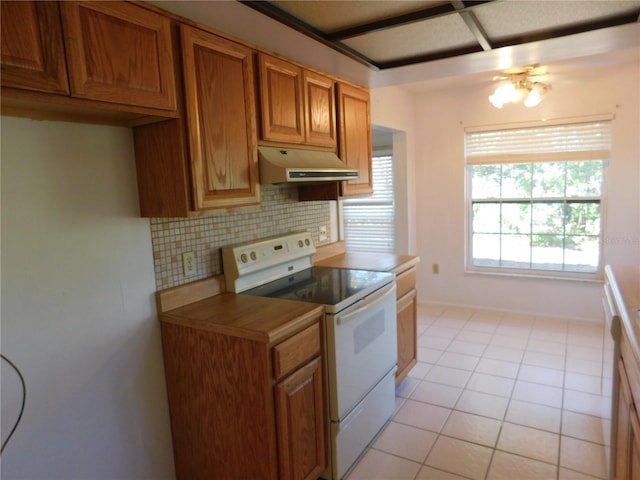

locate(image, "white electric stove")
[[222, 232, 397, 479]]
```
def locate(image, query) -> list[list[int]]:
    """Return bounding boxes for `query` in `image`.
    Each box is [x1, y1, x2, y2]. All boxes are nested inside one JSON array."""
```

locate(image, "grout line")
[[375, 309, 609, 480]]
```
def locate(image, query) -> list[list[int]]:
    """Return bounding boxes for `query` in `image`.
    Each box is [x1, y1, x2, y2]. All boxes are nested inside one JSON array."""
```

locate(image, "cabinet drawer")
[[273, 323, 320, 379], [396, 267, 417, 299]]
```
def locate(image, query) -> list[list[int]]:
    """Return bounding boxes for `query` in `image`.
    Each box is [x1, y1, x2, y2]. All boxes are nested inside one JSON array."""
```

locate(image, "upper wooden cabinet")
[[1, 0, 177, 124], [258, 54, 304, 144], [258, 53, 336, 149], [337, 82, 373, 197], [304, 70, 337, 148], [0, 1, 69, 95], [180, 25, 259, 211], [59, 1, 176, 110], [133, 24, 260, 216], [2, 1, 371, 213]]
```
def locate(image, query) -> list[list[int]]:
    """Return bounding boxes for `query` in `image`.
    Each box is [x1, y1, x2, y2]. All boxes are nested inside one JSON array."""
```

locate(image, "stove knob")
[[240, 253, 248, 263], [305, 238, 311, 246], [298, 240, 304, 248], [250, 251, 257, 261]]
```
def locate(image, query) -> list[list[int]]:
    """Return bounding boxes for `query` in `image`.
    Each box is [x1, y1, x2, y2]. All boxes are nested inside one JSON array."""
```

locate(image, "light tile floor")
[[346, 305, 613, 480]]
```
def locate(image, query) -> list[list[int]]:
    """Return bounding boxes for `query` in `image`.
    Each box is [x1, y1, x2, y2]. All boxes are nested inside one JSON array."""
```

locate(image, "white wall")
[[1, 117, 174, 479], [371, 86, 418, 255], [412, 55, 640, 321]]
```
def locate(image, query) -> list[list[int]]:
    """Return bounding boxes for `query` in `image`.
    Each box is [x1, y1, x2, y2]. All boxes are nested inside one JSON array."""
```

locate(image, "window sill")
[[465, 267, 604, 284]]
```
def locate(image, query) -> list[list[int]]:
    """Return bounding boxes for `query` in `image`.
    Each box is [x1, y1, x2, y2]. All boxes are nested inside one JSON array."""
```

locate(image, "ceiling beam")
[[452, 1, 492, 51], [376, 44, 485, 70], [238, 0, 378, 68]]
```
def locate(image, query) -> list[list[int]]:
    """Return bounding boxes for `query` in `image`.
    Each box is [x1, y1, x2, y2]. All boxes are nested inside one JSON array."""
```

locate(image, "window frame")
[[464, 117, 612, 281]]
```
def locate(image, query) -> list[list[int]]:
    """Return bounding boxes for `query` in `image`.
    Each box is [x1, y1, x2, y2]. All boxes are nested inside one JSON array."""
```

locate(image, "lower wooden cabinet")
[[396, 288, 418, 384], [616, 357, 640, 480], [275, 357, 326, 480], [395, 265, 418, 385], [160, 314, 326, 480]]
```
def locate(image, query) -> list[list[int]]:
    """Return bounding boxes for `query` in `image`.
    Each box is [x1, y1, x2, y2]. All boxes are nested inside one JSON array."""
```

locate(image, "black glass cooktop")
[[242, 266, 394, 314]]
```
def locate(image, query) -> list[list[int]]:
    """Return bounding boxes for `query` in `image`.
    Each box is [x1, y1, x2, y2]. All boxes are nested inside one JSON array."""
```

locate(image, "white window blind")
[[343, 155, 395, 253], [465, 118, 611, 276], [466, 118, 612, 165]]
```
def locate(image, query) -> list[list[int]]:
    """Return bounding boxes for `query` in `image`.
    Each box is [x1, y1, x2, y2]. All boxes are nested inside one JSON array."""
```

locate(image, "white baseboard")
[[417, 300, 603, 326]]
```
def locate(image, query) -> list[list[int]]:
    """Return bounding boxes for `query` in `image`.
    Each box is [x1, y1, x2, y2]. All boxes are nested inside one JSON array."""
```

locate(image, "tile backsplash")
[[150, 185, 332, 289]]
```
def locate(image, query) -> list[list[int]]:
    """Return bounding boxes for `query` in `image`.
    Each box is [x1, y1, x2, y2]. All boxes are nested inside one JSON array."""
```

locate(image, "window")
[[466, 118, 611, 276], [342, 154, 395, 253]]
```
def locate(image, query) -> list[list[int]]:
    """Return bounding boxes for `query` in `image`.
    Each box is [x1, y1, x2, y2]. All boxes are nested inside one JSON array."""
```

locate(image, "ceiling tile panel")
[[474, 0, 640, 42], [342, 14, 479, 63]]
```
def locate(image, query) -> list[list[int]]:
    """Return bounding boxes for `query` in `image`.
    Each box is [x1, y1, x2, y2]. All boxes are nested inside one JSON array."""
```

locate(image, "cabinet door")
[[1, 1, 69, 94], [616, 359, 640, 480], [181, 26, 260, 210], [631, 408, 640, 480], [337, 83, 373, 197], [275, 357, 326, 480], [258, 54, 305, 144], [60, 1, 176, 109], [303, 70, 336, 148], [396, 289, 418, 385]]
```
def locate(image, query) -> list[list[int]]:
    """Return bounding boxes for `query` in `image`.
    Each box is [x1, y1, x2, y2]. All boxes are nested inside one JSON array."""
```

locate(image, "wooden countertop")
[[155, 242, 420, 346], [159, 292, 324, 346], [316, 252, 419, 275]]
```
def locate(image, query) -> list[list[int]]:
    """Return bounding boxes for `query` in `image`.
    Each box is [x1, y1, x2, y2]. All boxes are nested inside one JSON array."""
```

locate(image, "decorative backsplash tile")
[[150, 185, 332, 289]]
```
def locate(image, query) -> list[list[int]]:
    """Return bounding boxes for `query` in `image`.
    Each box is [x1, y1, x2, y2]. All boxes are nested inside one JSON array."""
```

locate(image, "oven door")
[[325, 282, 397, 421]]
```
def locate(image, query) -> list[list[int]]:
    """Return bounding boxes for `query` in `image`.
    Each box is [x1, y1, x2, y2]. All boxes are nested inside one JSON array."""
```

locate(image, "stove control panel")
[[221, 231, 316, 292]]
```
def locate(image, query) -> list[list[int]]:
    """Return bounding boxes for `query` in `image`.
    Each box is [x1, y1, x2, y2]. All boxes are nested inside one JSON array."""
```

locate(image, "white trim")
[[467, 150, 610, 165], [464, 265, 603, 283], [464, 113, 615, 133], [418, 301, 603, 325]]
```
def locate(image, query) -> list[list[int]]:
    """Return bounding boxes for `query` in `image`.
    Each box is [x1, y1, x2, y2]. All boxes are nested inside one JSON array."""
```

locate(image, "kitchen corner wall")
[[150, 186, 333, 289]]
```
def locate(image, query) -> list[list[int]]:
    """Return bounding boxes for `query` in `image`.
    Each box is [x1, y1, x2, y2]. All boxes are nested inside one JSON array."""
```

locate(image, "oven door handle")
[[337, 283, 396, 325]]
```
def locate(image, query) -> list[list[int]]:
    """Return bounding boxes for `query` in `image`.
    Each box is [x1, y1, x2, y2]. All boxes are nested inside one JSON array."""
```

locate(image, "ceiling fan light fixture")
[[524, 87, 542, 107], [489, 68, 551, 109], [488, 83, 516, 109]]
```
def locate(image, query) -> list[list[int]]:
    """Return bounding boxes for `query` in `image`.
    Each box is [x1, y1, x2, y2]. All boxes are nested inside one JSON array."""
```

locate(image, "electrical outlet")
[[319, 225, 328, 242], [432, 263, 440, 274], [182, 251, 196, 277]]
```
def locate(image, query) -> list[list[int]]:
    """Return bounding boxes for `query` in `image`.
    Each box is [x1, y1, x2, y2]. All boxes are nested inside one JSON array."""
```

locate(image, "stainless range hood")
[[258, 146, 359, 184]]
